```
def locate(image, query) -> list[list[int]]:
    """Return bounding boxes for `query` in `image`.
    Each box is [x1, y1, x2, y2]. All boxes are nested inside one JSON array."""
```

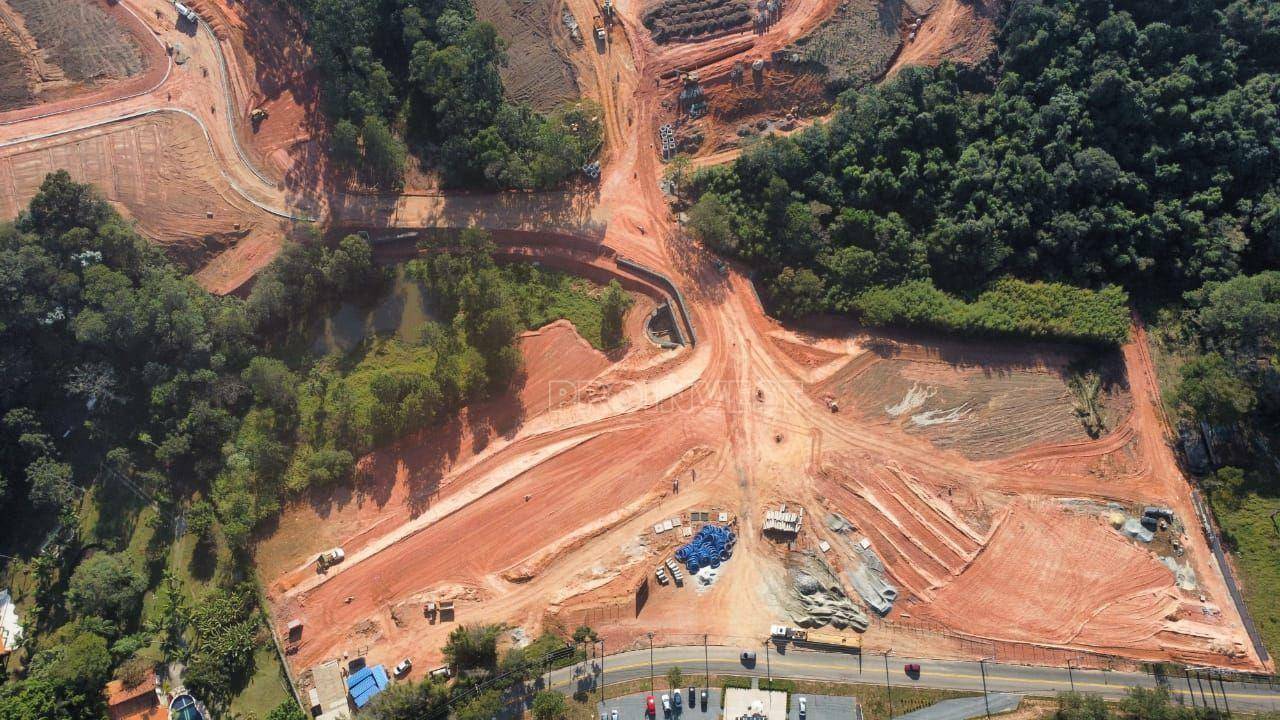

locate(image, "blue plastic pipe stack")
[[673, 524, 736, 574]]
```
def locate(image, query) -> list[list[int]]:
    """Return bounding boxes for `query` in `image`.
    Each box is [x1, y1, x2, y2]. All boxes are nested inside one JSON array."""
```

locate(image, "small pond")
[[309, 266, 435, 355]]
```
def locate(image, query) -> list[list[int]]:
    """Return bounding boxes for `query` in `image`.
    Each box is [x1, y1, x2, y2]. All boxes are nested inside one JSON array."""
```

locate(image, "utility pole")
[[883, 653, 893, 719], [703, 635, 709, 690], [764, 639, 772, 683], [979, 658, 992, 720], [1185, 670, 1197, 711], [648, 633, 655, 693], [1206, 672, 1222, 716], [1066, 659, 1075, 693], [599, 638, 606, 705]]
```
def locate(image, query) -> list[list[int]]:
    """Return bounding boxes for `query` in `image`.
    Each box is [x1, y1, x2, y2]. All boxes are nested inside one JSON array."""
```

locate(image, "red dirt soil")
[[0, 0, 1265, 683]]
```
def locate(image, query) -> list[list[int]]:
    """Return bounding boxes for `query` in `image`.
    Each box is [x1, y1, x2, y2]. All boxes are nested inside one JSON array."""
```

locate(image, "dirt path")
[[0, 0, 1267, 679]]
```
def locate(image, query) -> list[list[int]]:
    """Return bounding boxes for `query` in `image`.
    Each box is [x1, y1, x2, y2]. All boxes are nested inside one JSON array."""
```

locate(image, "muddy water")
[[310, 267, 435, 355]]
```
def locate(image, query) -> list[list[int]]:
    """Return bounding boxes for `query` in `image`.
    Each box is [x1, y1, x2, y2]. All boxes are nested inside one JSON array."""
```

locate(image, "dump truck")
[[593, 15, 606, 42], [317, 547, 345, 570]]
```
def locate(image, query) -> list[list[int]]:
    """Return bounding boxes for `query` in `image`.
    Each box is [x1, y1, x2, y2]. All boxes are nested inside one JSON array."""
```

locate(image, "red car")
[[646, 696, 656, 717], [904, 663, 921, 675]]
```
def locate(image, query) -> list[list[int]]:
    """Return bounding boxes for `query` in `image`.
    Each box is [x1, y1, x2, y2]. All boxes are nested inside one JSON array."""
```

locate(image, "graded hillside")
[[0, 0, 149, 112], [474, 0, 579, 111], [0, 30, 31, 109]]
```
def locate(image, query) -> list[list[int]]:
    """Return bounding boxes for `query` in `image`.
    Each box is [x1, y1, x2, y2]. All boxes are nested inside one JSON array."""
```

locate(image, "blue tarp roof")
[[347, 665, 389, 709]]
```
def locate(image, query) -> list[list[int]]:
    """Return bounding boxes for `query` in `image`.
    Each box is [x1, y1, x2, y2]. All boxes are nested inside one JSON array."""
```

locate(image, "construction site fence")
[[616, 256, 698, 346]]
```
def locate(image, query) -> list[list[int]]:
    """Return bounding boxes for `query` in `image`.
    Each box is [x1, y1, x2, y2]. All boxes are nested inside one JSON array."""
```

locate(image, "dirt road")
[[0, 0, 1266, 681]]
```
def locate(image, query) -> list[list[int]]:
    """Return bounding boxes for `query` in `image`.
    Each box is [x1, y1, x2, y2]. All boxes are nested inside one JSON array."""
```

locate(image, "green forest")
[[285, 0, 602, 189], [685, 0, 1280, 458], [0, 175, 626, 719]]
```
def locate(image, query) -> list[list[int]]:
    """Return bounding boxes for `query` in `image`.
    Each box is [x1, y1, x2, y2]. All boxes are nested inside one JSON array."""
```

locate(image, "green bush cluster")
[[852, 279, 1130, 346]]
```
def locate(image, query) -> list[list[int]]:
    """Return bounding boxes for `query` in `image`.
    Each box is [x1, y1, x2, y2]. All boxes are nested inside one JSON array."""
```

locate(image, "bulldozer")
[[250, 107, 269, 126]]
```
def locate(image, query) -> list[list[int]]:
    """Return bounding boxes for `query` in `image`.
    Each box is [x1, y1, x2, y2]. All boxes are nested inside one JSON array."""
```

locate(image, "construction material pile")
[[789, 553, 869, 631], [642, 0, 751, 42], [674, 524, 736, 573]]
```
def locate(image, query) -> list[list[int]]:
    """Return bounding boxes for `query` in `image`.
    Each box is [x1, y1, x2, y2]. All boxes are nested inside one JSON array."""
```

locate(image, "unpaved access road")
[[0, 0, 1268, 680]]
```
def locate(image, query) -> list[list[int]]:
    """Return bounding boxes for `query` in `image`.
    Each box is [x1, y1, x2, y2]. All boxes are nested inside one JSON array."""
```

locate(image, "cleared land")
[[0, 0, 146, 111], [0, 111, 285, 275], [825, 347, 1131, 459], [474, 0, 578, 111], [786, 0, 901, 89], [0, 0, 1261, 694]]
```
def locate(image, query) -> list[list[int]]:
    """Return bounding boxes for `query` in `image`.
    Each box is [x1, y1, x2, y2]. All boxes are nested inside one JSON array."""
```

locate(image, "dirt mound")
[[644, 0, 753, 43], [786, 0, 901, 89], [474, 0, 578, 111], [4, 0, 143, 89], [518, 319, 612, 415]]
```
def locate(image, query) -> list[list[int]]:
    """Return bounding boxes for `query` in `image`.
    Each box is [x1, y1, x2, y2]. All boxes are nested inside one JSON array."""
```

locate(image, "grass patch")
[[500, 264, 616, 350], [786, 680, 975, 720], [227, 645, 293, 720], [1210, 490, 1280, 659]]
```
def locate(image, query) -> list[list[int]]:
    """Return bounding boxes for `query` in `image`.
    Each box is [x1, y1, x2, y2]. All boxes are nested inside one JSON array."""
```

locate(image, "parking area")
[[599, 689, 724, 720], [597, 688, 857, 720], [787, 693, 856, 720]]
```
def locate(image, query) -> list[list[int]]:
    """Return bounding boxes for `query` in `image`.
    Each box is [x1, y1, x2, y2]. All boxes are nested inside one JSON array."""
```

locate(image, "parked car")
[[904, 663, 921, 675], [798, 697, 807, 718], [673, 690, 682, 709], [662, 694, 672, 716], [740, 651, 757, 665], [647, 696, 656, 717], [688, 687, 696, 707], [393, 658, 412, 676], [700, 690, 708, 711], [612, 709, 619, 720]]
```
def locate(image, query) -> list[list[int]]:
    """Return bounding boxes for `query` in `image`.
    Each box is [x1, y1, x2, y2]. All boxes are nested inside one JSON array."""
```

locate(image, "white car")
[[661, 694, 671, 715], [798, 697, 807, 718], [394, 658, 412, 676], [612, 710, 619, 720]]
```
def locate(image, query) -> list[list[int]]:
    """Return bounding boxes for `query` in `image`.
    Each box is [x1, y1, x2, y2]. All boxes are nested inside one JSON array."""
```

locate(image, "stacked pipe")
[[673, 524, 736, 573]]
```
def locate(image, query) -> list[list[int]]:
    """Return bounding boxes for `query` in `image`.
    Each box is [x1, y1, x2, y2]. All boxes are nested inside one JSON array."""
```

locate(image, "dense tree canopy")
[[687, 0, 1280, 342]]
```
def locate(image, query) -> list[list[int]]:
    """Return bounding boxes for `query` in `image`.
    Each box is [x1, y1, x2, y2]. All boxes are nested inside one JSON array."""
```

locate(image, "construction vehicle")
[[316, 547, 345, 570], [250, 108, 269, 123], [175, 2, 199, 24], [593, 15, 606, 42]]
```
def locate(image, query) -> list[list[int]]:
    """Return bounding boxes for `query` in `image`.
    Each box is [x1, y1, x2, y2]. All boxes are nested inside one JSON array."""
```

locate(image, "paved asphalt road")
[[545, 645, 1280, 714]]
